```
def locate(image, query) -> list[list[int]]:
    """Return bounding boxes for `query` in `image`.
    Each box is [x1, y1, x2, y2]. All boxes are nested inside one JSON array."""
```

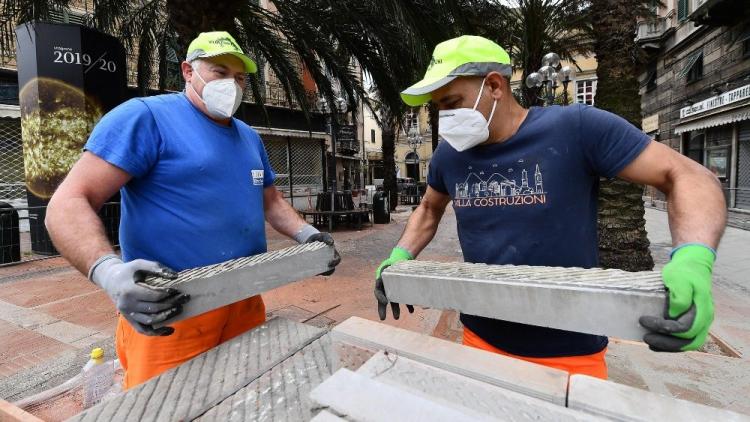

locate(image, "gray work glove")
[[90, 256, 190, 336], [295, 225, 341, 276], [304, 232, 342, 276]]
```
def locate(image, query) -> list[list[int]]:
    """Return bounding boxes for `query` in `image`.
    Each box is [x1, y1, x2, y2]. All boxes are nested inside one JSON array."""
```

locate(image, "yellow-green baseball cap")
[[401, 35, 512, 106], [186, 31, 257, 73]]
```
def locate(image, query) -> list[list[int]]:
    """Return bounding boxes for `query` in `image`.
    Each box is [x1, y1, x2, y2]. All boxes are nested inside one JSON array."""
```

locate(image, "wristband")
[[293, 224, 320, 244], [87, 254, 120, 281], [670, 243, 717, 260]]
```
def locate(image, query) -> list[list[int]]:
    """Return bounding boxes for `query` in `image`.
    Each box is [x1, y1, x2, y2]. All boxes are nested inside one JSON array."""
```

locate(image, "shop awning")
[[677, 51, 703, 79], [0, 104, 20, 118], [674, 105, 750, 134], [253, 126, 330, 141]]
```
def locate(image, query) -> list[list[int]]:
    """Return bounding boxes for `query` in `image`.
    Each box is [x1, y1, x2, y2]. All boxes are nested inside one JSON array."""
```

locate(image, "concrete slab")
[[144, 242, 335, 327], [568, 374, 750, 421], [309, 368, 491, 422], [382, 260, 665, 340], [69, 317, 325, 422], [606, 339, 750, 416], [310, 410, 347, 421], [357, 352, 602, 421], [197, 335, 335, 421], [331, 317, 569, 405]]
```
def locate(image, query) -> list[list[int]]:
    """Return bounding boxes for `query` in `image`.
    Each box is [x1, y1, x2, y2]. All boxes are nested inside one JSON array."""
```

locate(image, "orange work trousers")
[[462, 327, 608, 379], [116, 295, 266, 389]]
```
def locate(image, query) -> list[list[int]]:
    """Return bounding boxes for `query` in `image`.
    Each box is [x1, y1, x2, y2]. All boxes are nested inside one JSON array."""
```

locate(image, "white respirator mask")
[[190, 64, 243, 119], [438, 76, 497, 152]]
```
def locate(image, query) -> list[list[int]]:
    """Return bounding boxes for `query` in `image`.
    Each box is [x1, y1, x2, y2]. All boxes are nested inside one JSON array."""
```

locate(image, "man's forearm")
[[394, 204, 445, 257], [264, 192, 307, 239], [46, 196, 114, 276], [665, 167, 726, 249]]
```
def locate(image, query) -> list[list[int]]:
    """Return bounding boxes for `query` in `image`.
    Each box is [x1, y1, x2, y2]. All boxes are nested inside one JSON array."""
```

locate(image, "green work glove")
[[639, 244, 716, 352], [374, 247, 414, 320]]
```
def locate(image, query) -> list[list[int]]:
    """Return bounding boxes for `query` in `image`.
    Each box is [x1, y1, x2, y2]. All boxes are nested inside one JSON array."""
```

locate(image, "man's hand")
[[303, 231, 341, 276], [90, 256, 190, 336], [639, 244, 715, 352], [374, 247, 414, 320]]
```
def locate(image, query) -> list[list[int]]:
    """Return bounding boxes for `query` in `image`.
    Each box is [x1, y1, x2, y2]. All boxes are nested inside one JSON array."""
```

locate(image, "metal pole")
[[287, 137, 294, 207], [329, 115, 336, 233]]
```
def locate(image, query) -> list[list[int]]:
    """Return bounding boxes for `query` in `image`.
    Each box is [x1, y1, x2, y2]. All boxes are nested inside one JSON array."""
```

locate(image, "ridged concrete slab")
[[143, 242, 335, 327], [568, 374, 750, 422], [382, 261, 666, 340], [357, 352, 603, 421], [331, 317, 568, 405], [196, 335, 336, 421], [309, 368, 490, 422], [69, 318, 325, 422]]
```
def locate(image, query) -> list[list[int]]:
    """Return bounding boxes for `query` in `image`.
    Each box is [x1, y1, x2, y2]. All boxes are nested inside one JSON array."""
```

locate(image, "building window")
[[643, 62, 657, 92], [406, 109, 419, 134], [370, 129, 376, 143], [576, 80, 596, 105], [677, 0, 689, 22], [685, 132, 704, 165], [686, 55, 703, 83]]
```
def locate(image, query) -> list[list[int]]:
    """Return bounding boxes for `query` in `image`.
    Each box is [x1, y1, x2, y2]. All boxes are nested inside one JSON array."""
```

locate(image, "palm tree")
[[588, 0, 655, 271]]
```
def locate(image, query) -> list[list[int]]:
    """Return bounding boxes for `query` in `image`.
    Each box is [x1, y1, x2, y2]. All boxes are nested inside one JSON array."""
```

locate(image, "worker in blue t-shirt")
[[46, 31, 340, 389], [375, 36, 726, 379]]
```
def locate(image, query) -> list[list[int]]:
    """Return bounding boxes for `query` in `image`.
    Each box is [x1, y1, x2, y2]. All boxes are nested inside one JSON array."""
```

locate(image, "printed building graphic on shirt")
[[453, 164, 547, 208]]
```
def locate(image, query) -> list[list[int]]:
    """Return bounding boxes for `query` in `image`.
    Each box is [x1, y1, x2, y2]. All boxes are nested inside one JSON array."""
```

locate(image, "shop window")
[[685, 132, 704, 165], [705, 126, 732, 180], [576, 80, 596, 105]]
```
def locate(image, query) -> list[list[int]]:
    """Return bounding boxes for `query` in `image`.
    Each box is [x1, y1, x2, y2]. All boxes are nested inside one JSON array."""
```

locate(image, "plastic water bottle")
[[82, 348, 114, 409]]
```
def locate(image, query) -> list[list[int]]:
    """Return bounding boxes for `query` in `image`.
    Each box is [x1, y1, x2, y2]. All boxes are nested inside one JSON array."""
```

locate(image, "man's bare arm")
[[394, 187, 452, 256], [263, 186, 307, 238], [617, 141, 726, 249], [46, 152, 131, 275]]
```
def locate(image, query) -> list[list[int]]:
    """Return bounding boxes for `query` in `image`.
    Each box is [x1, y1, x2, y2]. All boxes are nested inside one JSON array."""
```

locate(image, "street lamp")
[[407, 128, 422, 179], [525, 52, 575, 106], [317, 96, 347, 232]]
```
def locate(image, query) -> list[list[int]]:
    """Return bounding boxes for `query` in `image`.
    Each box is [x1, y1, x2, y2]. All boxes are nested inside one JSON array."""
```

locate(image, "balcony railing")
[[689, 0, 746, 26], [636, 18, 668, 43]]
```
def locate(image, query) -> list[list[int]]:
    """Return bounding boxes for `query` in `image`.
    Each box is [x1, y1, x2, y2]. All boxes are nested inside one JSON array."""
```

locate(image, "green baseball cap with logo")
[[401, 35, 512, 106], [186, 31, 257, 73]]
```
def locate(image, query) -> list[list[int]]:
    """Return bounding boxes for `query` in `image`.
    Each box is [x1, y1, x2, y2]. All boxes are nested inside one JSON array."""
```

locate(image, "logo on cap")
[[209, 37, 241, 52], [428, 57, 443, 70]]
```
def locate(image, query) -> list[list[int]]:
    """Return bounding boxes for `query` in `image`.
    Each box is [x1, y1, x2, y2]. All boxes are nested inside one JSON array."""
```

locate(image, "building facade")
[[510, 55, 599, 106], [638, 0, 750, 210], [395, 107, 433, 183]]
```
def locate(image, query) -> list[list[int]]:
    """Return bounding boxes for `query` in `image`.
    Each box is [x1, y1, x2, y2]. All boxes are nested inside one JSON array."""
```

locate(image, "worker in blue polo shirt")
[[375, 36, 726, 379], [46, 31, 340, 389]]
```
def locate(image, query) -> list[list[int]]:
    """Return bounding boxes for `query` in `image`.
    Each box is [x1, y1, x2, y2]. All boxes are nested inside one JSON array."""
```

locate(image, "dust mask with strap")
[[438, 76, 497, 152], [189, 64, 243, 119]]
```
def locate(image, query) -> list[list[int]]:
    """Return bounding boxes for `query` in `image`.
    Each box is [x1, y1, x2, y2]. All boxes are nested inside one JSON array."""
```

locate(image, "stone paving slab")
[[69, 317, 325, 422], [568, 374, 750, 421], [357, 351, 603, 421], [310, 368, 488, 422], [331, 317, 569, 405], [144, 242, 335, 327], [197, 334, 336, 421], [382, 261, 665, 340]]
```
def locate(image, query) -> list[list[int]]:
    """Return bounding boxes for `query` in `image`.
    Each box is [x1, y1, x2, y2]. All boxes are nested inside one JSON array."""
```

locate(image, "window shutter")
[[678, 0, 688, 21]]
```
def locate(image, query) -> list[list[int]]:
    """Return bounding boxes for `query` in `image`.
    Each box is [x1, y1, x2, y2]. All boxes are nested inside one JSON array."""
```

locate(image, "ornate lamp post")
[[317, 96, 347, 231], [525, 52, 576, 106]]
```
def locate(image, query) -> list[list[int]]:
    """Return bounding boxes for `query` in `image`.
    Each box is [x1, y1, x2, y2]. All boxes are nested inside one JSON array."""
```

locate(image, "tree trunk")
[[381, 119, 398, 211], [590, 0, 654, 272]]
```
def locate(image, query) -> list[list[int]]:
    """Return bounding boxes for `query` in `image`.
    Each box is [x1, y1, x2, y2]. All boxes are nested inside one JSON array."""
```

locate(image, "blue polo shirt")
[[428, 104, 651, 357], [85, 93, 275, 271]]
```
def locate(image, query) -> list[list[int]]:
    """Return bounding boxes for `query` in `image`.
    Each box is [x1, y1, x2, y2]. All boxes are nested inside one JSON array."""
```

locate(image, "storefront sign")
[[680, 84, 750, 119], [642, 113, 659, 133], [336, 124, 357, 143]]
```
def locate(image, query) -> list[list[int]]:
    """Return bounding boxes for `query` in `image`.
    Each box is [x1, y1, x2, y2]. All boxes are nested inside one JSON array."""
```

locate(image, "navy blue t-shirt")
[[427, 104, 651, 358]]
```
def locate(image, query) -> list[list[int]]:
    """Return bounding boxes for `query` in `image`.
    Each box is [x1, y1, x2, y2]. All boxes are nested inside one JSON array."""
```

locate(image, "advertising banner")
[[16, 22, 127, 254]]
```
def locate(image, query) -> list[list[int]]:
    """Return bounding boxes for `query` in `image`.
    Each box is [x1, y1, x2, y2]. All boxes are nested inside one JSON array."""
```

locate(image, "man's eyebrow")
[[210, 63, 229, 71]]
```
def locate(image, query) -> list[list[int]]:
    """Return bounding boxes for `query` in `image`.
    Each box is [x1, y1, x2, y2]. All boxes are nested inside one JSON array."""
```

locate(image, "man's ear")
[[181, 61, 193, 84], [486, 72, 506, 100]]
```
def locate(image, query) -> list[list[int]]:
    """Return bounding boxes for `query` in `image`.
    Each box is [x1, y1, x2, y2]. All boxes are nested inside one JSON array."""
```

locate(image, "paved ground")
[[1, 205, 749, 417]]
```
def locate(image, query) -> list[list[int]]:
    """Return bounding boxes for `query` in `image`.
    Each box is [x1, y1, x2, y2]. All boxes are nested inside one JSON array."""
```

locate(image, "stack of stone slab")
[[381, 260, 667, 340], [69, 316, 747, 421], [141, 241, 335, 327]]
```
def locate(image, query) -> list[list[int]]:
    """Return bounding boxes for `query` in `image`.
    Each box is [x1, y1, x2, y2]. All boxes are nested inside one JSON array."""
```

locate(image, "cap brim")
[[400, 75, 457, 106], [191, 51, 257, 73]]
